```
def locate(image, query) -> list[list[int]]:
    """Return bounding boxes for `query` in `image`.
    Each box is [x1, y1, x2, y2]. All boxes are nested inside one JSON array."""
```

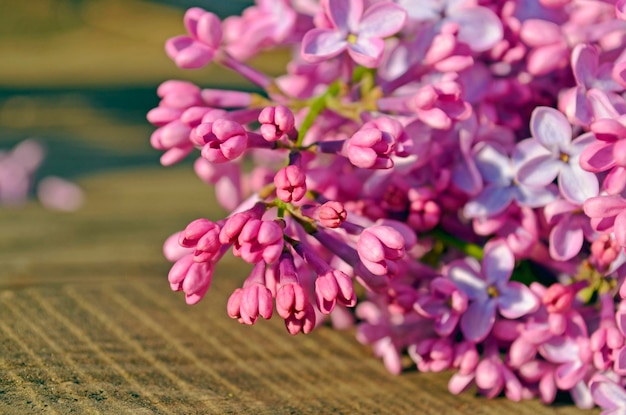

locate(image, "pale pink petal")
[[498, 282, 539, 319], [301, 29, 348, 62], [195, 12, 222, 48], [327, 0, 363, 32], [555, 361, 586, 390], [549, 219, 584, 261], [530, 107, 572, 153], [358, 2, 406, 38], [572, 44, 599, 88], [584, 195, 626, 218], [615, 211, 626, 247], [449, 372, 475, 395], [448, 7, 503, 52], [463, 184, 514, 218], [590, 376, 626, 410], [526, 43, 568, 77], [474, 144, 513, 185], [604, 167, 626, 195], [347, 37, 385, 68], [447, 260, 487, 300], [580, 141, 616, 172], [483, 242, 514, 285], [558, 163, 599, 204], [461, 300, 496, 343], [184, 7, 205, 38], [517, 156, 561, 187], [519, 19, 563, 47]]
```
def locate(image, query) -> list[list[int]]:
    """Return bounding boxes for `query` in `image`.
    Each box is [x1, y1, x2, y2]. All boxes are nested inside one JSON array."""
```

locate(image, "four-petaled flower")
[[301, 0, 407, 68], [446, 241, 539, 343]]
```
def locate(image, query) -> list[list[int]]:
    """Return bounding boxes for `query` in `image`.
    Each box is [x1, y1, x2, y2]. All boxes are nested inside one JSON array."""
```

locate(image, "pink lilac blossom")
[[301, 0, 407, 68], [151, 0, 626, 410]]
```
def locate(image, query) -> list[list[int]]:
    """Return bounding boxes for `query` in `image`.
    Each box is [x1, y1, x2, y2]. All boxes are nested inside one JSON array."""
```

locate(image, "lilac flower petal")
[[301, 29, 348, 62], [572, 44, 599, 88], [584, 195, 626, 218], [327, 0, 363, 32], [543, 199, 577, 223], [358, 2, 406, 38], [449, 372, 475, 395], [461, 299, 496, 343], [541, 337, 579, 364], [558, 163, 599, 204], [615, 211, 626, 247], [451, 155, 483, 196], [498, 282, 539, 319], [447, 7, 503, 52], [604, 167, 626, 195], [514, 184, 557, 208], [580, 141, 616, 172], [447, 259, 487, 300], [590, 377, 626, 410], [196, 11, 222, 48], [555, 360, 586, 390], [517, 155, 561, 187], [520, 19, 563, 47], [175, 42, 215, 69], [483, 241, 514, 286], [512, 138, 550, 167], [530, 107, 572, 153], [348, 37, 385, 68], [588, 88, 622, 120], [474, 144, 513, 185], [570, 132, 597, 156], [549, 219, 584, 261], [573, 86, 593, 126], [463, 184, 514, 218]]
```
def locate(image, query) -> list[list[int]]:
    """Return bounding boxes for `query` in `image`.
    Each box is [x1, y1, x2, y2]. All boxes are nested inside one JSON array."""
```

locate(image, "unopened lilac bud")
[[284, 303, 316, 335], [274, 165, 307, 203], [347, 127, 395, 169], [180, 106, 213, 128], [201, 89, 252, 108], [163, 232, 194, 262], [542, 283, 575, 313], [357, 225, 405, 276], [147, 107, 183, 126], [318, 201, 346, 228], [179, 218, 215, 247], [258, 105, 296, 142], [196, 119, 248, 163], [414, 85, 438, 109]]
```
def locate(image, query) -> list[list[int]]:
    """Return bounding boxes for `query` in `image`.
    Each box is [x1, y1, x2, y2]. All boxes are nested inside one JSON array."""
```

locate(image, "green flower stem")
[[296, 82, 341, 147], [429, 227, 484, 260]]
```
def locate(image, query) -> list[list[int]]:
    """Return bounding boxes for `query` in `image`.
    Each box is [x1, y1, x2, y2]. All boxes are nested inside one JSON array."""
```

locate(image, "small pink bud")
[[147, 107, 183, 126], [274, 165, 307, 203], [179, 218, 215, 247], [258, 105, 296, 142], [542, 283, 575, 313], [318, 201, 347, 228], [196, 119, 248, 163], [163, 232, 194, 262]]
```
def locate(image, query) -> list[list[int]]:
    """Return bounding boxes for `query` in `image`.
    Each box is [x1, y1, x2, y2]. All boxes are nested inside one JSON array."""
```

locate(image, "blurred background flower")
[[0, 0, 260, 210]]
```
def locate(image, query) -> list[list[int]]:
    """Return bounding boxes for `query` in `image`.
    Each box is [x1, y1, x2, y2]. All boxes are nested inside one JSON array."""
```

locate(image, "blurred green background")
[[0, 0, 262, 181]]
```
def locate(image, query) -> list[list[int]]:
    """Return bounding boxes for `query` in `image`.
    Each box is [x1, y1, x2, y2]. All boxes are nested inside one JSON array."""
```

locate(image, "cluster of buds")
[[151, 0, 626, 411]]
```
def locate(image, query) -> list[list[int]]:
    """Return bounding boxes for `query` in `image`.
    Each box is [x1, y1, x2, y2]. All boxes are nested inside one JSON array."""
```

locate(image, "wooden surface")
[[0, 167, 596, 414]]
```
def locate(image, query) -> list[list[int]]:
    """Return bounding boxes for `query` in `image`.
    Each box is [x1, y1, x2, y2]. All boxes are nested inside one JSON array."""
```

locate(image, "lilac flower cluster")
[[152, 0, 626, 410]]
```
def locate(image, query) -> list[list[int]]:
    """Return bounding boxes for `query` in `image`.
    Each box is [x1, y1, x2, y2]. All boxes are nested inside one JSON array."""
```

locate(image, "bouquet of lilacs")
[[149, 0, 626, 410]]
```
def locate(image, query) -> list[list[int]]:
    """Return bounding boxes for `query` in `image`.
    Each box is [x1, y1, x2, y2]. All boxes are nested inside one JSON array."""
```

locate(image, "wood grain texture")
[[0, 167, 598, 414]]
